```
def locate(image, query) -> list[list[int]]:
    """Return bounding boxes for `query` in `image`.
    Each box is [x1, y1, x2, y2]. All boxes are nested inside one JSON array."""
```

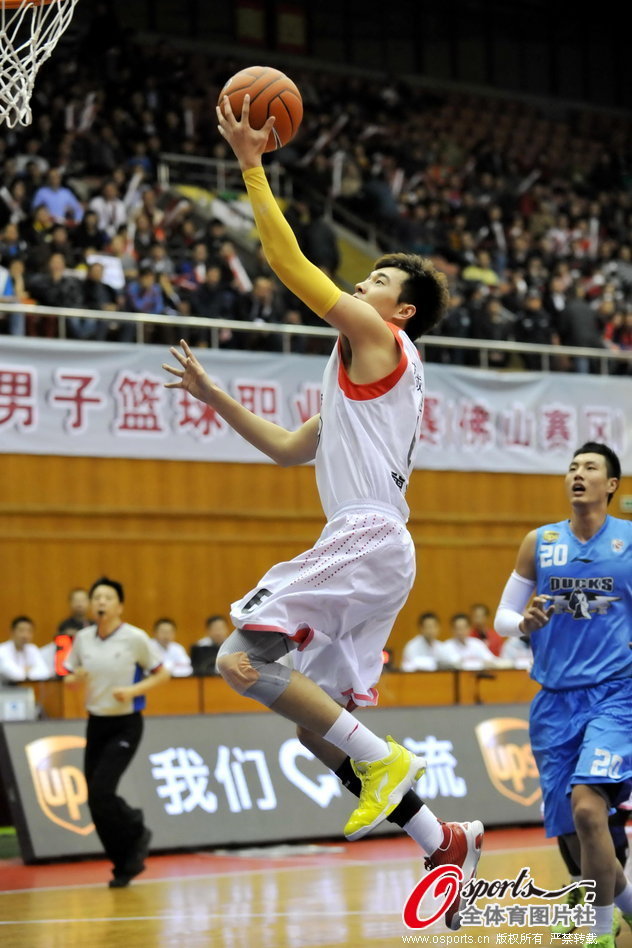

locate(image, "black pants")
[[85, 712, 145, 871]]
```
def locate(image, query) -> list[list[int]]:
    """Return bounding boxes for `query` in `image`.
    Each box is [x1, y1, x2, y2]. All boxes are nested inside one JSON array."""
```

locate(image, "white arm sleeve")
[[494, 570, 537, 638]]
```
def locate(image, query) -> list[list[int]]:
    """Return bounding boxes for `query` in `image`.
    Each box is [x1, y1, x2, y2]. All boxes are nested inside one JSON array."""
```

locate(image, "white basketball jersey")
[[315, 324, 424, 522]]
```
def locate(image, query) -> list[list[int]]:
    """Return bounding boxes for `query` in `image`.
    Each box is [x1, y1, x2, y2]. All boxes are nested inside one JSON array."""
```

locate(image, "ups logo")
[[25, 736, 94, 835], [475, 718, 541, 807]]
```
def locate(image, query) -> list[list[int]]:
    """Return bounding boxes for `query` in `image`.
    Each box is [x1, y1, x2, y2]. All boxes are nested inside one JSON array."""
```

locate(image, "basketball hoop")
[[0, 0, 80, 128]]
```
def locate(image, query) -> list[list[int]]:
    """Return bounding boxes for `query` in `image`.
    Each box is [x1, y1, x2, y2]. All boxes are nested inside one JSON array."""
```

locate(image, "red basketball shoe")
[[424, 820, 484, 930]]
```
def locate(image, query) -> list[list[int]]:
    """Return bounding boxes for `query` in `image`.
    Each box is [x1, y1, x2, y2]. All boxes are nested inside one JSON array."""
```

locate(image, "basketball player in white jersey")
[[162, 95, 483, 929]]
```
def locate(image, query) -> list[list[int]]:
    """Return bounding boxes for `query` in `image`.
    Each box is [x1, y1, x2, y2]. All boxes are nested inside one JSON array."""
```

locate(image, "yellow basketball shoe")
[[550, 885, 584, 936], [344, 736, 426, 841], [612, 907, 623, 938]]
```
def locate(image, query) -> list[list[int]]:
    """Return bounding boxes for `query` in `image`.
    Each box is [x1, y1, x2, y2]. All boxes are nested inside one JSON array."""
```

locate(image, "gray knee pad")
[[216, 628, 295, 707]]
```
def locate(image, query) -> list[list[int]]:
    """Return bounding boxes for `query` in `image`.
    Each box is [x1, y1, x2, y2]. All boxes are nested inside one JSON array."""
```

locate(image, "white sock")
[[591, 904, 614, 936], [323, 710, 389, 763], [402, 805, 444, 854], [615, 881, 632, 914]]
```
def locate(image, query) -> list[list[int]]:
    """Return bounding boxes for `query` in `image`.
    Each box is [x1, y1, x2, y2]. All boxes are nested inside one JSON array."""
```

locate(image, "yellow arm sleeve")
[[242, 166, 342, 319]]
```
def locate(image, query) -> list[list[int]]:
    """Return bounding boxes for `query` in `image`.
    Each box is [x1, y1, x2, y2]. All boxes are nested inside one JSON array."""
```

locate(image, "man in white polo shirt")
[[0, 616, 50, 682], [65, 576, 170, 888]]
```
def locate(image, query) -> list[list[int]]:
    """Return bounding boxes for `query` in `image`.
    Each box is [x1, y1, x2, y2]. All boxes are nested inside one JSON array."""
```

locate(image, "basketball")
[[217, 65, 303, 153]]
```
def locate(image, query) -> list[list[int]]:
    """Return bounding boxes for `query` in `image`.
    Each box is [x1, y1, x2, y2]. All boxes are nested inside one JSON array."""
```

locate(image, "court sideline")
[[2, 826, 631, 948]]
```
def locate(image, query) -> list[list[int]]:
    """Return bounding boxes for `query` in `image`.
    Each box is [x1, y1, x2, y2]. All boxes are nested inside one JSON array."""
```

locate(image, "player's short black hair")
[[418, 611, 439, 625], [572, 442, 621, 504], [205, 614, 226, 627], [373, 252, 450, 340], [11, 615, 33, 629], [153, 617, 176, 630], [450, 612, 470, 626], [89, 576, 125, 602]]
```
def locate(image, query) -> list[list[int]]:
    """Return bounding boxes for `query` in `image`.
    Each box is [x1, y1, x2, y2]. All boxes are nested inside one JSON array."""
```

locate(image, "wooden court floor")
[[1, 827, 631, 948]]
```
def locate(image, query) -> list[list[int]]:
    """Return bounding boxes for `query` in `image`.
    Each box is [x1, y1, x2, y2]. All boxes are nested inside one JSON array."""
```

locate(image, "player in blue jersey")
[[494, 442, 632, 948]]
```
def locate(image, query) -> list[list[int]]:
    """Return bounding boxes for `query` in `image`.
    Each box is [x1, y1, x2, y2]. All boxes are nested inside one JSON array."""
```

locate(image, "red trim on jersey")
[[337, 323, 407, 401], [291, 625, 315, 651], [243, 622, 289, 636], [341, 685, 379, 705]]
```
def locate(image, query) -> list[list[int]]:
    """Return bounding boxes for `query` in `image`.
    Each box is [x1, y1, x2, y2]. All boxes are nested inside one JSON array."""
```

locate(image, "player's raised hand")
[[162, 339, 215, 404], [520, 595, 554, 636], [216, 93, 276, 169]]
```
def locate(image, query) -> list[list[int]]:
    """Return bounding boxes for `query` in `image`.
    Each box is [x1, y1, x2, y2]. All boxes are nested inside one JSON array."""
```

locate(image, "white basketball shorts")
[[230, 503, 416, 708]]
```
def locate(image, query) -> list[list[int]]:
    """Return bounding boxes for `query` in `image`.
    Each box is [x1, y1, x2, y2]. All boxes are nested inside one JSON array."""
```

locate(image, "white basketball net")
[[0, 0, 80, 128]]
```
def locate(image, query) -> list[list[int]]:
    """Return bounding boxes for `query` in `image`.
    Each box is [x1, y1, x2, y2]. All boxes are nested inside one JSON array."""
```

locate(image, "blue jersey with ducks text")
[[531, 516, 632, 690]]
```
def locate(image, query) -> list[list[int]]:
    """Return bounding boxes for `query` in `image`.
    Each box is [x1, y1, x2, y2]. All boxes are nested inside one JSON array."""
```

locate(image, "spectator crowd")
[[0, 588, 232, 686], [0, 596, 530, 693], [0, 11, 631, 372]]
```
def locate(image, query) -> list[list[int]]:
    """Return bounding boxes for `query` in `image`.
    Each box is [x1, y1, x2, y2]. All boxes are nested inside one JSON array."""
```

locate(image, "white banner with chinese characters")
[[0, 337, 630, 474]]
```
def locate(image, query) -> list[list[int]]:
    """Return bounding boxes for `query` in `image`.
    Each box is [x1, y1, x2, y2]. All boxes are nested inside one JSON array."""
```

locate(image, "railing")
[[157, 153, 289, 199], [157, 152, 386, 249], [1, 302, 631, 373]]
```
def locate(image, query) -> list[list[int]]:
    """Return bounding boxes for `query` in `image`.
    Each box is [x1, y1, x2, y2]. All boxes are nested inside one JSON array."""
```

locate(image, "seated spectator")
[[189, 264, 239, 347], [57, 587, 91, 636], [21, 204, 54, 267], [70, 209, 109, 256], [80, 261, 118, 339], [0, 616, 49, 682], [196, 614, 230, 647], [191, 614, 230, 676], [514, 290, 555, 370], [471, 297, 514, 369], [89, 180, 127, 239], [86, 233, 133, 299], [603, 308, 632, 374], [499, 634, 533, 670], [469, 603, 504, 657], [31, 168, 83, 225], [429, 288, 473, 365], [400, 611, 448, 672], [152, 618, 193, 677], [132, 212, 156, 260], [218, 240, 253, 294], [0, 182, 30, 230], [177, 240, 210, 288], [0, 221, 27, 264], [124, 266, 166, 342], [167, 217, 202, 266], [0, 258, 26, 335], [48, 224, 75, 263], [205, 218, 229, 256], [55, 588, 91, 677], [27, 252, 83, 337], [239, 275, 285, 352], [462, 250, 500, 288], [442, 612, 497, 669], [138, 186, 165, 236]]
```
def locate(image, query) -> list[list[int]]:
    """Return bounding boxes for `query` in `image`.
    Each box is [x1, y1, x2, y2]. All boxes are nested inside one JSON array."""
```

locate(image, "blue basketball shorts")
[[529, 677, 632, 837]]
